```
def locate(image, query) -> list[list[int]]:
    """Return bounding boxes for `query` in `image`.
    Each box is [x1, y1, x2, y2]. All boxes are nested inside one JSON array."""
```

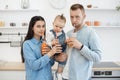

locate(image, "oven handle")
[[92, 76, 120, 78]]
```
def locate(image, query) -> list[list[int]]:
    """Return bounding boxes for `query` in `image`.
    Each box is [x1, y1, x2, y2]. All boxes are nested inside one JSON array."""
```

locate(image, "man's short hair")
[[70, 4, 85, 14]]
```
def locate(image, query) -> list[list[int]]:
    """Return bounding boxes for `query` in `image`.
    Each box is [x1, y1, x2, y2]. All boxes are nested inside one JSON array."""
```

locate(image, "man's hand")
[[67, 38, 82, 50]]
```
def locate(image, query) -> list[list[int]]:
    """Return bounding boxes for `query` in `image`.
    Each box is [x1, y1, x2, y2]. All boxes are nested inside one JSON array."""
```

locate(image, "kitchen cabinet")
[[0, 62, 25, 80], [0, 71, 25, 80]]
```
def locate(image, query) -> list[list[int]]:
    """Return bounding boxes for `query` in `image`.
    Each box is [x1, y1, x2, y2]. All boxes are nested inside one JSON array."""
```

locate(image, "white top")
[[62, 31, 77, 79], [46, 30, 62, 47], [62, 47, 72, 79]]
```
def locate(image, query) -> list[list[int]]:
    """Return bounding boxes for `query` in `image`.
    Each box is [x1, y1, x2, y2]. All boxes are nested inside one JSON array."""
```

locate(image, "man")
[[62, 4, 102, 80]]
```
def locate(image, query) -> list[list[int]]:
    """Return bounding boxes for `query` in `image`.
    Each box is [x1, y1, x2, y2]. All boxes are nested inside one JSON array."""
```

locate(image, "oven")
[[92, 62, 120, 80]]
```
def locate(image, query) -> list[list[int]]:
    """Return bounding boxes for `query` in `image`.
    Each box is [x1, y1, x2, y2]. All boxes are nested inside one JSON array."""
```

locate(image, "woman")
[[21, 16, 62, 80]]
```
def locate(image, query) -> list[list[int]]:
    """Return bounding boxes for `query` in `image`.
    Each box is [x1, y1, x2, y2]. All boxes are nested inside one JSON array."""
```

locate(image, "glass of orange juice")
[[68, 32, 77, 48]]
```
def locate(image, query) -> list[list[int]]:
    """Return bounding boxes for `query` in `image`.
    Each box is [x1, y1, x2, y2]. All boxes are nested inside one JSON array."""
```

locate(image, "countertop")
[[0, 62, 120, 71], [0, 62, 58, 71], [93, 62, 120, 70], [0, 62, 25, 71]]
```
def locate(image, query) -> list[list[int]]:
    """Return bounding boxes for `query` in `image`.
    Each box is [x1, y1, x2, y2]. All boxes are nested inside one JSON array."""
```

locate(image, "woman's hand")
[[41, 46, 51, 56], [47, 44, 62, 57]]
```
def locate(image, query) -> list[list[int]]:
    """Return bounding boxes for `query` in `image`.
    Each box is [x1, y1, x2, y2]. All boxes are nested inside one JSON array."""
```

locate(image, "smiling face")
[[53, 17, 65, 33], [33, 20, 46, 40]]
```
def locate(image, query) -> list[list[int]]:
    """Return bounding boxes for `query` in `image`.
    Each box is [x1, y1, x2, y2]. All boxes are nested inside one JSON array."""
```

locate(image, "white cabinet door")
[[0, 71, 25, 80]]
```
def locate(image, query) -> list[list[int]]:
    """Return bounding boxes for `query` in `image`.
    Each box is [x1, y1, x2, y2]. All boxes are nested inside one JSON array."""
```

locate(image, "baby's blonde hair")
[[54, 14, 66, 23]]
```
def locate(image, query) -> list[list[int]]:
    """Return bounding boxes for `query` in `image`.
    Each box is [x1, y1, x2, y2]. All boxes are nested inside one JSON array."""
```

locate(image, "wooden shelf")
[[85, 8, 116, 11], [0, 26, 28, 29], [88, 26, 120, 28], [0, 9, 39, 12]]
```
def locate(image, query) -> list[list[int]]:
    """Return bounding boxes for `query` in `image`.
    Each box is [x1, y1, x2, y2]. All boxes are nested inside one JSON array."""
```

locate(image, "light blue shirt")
[[67, 26, 102, 80], [23, 38, 54, 80]]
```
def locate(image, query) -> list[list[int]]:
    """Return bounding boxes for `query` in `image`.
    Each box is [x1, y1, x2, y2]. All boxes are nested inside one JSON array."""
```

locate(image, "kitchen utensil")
[[21, 0, 30, 9]]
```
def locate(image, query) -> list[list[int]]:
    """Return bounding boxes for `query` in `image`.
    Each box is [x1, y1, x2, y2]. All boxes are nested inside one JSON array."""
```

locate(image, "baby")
[[46, 14, 67, 80]]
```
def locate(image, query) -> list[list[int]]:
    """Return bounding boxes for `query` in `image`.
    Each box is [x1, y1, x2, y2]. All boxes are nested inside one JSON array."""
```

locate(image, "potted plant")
[[116, 2, 120, 11]]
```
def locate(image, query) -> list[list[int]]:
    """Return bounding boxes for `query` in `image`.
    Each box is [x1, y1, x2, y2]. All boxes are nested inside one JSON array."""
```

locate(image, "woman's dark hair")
[[21, 16, 46, 63]]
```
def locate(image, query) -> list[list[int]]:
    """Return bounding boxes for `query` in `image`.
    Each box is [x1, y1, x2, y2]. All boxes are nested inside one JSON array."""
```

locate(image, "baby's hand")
[[52, 39, 59, 46]]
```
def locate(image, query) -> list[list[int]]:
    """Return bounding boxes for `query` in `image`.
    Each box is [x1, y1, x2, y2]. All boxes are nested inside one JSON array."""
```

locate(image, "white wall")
[[0, 0, 120, 62], [94, 27, 120, 62]]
